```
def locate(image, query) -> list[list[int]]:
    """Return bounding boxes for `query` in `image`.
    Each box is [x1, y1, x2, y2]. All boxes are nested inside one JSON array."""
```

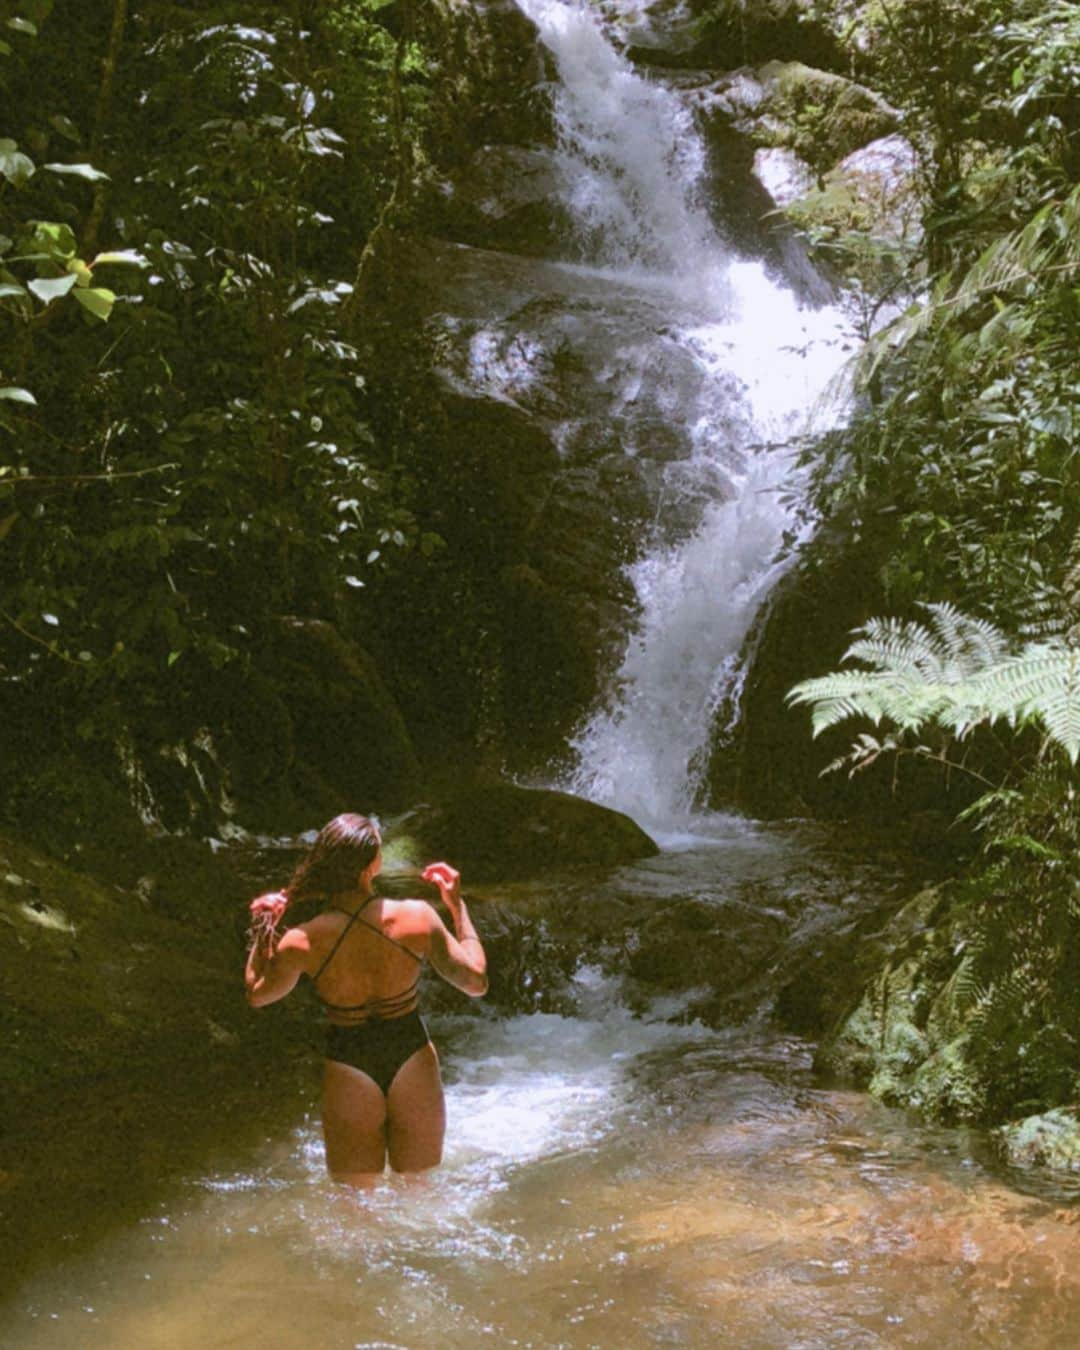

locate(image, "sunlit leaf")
[[0, 386, 36, 404], [90, 249, 149, 269], [42, 161, 109, 182], [6, 17, 37, 34], [65, 258, 94, 287], [0, 281, 28, 299], [27, 273, 77, 302], [72, 286, 115, 320], [0, 139, 35, 186]]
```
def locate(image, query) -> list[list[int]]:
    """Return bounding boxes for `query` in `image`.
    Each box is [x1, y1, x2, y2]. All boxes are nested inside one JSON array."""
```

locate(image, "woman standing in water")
[[244, 813, 488, 1185]]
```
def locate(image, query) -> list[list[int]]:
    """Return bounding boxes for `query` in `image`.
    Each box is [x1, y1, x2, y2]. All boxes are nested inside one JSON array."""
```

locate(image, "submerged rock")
[[995, 1108, 1080, 1173], [383, 782, 658, 880]]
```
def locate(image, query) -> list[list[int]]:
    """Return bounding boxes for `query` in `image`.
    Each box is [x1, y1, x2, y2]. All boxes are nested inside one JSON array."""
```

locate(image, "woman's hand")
[[248, 891, 288, 953], [250, 890, 289, 923], [421, 861, 461, 913]]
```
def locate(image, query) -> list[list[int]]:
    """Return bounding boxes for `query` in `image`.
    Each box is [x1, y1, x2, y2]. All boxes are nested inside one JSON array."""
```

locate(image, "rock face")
[[206, 618, 422, 834], [701, 61, 900, 173], [382, 781, 659, 880]]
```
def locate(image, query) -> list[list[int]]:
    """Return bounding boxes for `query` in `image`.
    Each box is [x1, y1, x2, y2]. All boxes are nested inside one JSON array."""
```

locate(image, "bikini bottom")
[[325, 1010, 431, 1097]]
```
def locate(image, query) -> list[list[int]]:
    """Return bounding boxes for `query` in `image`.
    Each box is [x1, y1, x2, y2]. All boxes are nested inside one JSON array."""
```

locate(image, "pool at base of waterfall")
[[3, 834, 1078, 1350]]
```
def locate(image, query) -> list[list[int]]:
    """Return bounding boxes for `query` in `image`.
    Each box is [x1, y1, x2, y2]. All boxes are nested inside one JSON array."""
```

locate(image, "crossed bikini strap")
[[312, 900, 422, 988]]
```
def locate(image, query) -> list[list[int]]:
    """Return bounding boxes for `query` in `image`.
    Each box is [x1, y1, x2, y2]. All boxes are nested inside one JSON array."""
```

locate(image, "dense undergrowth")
[[780, 0, 1080, 1128], [0, 0, 454, 835], [2, 0, 1077, 1139]]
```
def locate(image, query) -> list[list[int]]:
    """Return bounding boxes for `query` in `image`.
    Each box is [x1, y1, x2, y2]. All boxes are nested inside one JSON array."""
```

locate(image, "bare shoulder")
[[276, 924, 314, 959], [390, 899, 439, 935]]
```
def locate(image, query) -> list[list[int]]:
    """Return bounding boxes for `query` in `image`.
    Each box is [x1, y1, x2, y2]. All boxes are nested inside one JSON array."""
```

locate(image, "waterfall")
[[515, 0, 850, 833]]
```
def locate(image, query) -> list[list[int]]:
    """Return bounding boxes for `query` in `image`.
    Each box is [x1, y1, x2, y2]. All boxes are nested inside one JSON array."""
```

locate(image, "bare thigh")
[[321, 1059, 387, 1184], [387, 1041, 445, 1174]]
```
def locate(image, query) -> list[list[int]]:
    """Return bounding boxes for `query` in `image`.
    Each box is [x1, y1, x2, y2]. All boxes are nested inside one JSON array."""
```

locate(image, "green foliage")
[[0, 0, 440, 812], [789, 601, 1080, 766], [796, 0, 1079, 570]]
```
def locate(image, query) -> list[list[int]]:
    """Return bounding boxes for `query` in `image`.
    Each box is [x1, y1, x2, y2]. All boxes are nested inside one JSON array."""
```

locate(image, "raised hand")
[[248, 890, 288, 953], [249, 890, 289, 923], [420, 861, 461, 910]]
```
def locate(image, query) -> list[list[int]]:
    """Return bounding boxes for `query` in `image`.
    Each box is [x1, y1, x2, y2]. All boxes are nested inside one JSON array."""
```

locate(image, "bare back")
[[298, 900, 430, 1022]]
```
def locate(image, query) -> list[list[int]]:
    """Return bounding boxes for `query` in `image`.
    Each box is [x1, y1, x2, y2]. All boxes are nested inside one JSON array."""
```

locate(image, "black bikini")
[[312, 902, 431, 1096]]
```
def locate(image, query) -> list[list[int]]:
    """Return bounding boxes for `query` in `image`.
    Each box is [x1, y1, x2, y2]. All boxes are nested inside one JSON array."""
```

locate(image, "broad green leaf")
[[27, 272, 76, 302], [73, 286, 115, 320], [0, 140, 35, 186], [27, 220, 76, 257], [6, 17, 37, 34], [0, 281, 27, 299], [91, 249, 149, 269], [42, 161, 108, 182], [0, 386, 36, 404]]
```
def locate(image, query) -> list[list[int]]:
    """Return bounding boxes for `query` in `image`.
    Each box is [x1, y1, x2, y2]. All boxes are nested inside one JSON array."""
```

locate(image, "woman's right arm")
[[422, 862, 488, 998]]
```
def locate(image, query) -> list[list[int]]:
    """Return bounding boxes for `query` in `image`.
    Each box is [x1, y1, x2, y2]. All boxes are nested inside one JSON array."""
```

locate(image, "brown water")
[[3, 826, 1078, 1348]]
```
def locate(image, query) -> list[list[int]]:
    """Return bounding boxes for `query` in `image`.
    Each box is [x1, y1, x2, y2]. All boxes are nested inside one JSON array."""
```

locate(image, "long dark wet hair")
[[284, 813, 382, 906]]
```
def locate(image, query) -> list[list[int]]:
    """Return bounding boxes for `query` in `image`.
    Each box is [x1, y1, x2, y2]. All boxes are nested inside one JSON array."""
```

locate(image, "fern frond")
[[789, 608, 1080, 767]]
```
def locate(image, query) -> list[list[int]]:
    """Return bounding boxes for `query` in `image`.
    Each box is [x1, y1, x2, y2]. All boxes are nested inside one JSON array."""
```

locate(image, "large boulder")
[[624, 0, 848, 72], [250, 618, 422, 829], [995, 1108, 1080, 1173], [382, 781, 659, 880], [700, 61, 900, 174]]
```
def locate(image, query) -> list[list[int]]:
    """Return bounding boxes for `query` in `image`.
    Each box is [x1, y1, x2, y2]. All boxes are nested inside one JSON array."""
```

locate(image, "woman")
[[244, 813, 488, 1185]]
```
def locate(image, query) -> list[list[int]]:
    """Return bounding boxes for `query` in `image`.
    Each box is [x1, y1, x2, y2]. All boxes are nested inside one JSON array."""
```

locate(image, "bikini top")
[[311, 900, 424, 1023]]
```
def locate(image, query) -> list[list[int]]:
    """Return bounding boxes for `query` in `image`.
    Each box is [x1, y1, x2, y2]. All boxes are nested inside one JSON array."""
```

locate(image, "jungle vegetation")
[[785, 0, 1080, 1123], [1, 0, 1077, 1126]]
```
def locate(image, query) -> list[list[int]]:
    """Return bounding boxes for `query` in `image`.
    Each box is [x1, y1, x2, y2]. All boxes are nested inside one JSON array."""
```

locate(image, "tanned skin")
[[245, 856, 487, 1186]]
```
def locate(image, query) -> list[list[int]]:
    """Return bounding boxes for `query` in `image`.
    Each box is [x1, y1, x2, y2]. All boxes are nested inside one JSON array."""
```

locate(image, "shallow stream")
[[4, 824, 1078, 1348]]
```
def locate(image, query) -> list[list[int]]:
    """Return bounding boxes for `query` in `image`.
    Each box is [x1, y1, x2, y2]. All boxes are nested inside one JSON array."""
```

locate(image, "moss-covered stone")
[[814, 885, 988, 1119], [382, 781, 658, 881], [0, 830, 255, 1117], [995, 1108, 1080, 1173], [712, 60, 899, 174]]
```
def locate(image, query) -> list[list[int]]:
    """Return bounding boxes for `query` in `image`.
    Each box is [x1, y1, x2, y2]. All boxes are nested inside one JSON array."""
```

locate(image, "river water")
[[4, 824, 1078, 1347]]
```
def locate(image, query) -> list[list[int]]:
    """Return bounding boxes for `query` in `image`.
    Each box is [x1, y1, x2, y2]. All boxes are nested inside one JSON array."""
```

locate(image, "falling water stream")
[[4, 3, 1077, 1345]]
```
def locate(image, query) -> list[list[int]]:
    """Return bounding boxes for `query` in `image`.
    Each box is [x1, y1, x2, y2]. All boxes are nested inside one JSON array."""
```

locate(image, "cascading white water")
[[516, 0, 851, 833]]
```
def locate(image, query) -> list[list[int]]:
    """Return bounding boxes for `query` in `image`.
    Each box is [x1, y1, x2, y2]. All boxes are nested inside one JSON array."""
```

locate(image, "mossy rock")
[[382, 782, 658, 881], [268, 617, 422, 823], [995, 1107, 1080, 1173], [716, 61, 899, 175], [814, 884, 985, 1118]]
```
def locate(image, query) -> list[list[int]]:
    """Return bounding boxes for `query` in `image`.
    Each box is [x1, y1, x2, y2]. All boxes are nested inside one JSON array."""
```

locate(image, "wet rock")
[[265, 617, 422, 827], [625, 0, 848, 73], [995, 1108, 1080, 1173], [422, 900, 581, 1017], [626, 896, 785, 1018], [383, 782, 658, 881], [702, 61, 900, 174], [440, 145, 579, 258], [399, 238, 761, 764], [752, 145, 816, 207]]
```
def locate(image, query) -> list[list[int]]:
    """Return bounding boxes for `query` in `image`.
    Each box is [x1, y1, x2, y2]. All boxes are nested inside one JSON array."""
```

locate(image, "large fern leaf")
[[788, 603, 1080, 765]]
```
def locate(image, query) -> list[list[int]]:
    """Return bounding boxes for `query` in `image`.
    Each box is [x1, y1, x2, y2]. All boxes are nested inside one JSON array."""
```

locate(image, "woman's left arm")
[[245, 924, 310, 1007]]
